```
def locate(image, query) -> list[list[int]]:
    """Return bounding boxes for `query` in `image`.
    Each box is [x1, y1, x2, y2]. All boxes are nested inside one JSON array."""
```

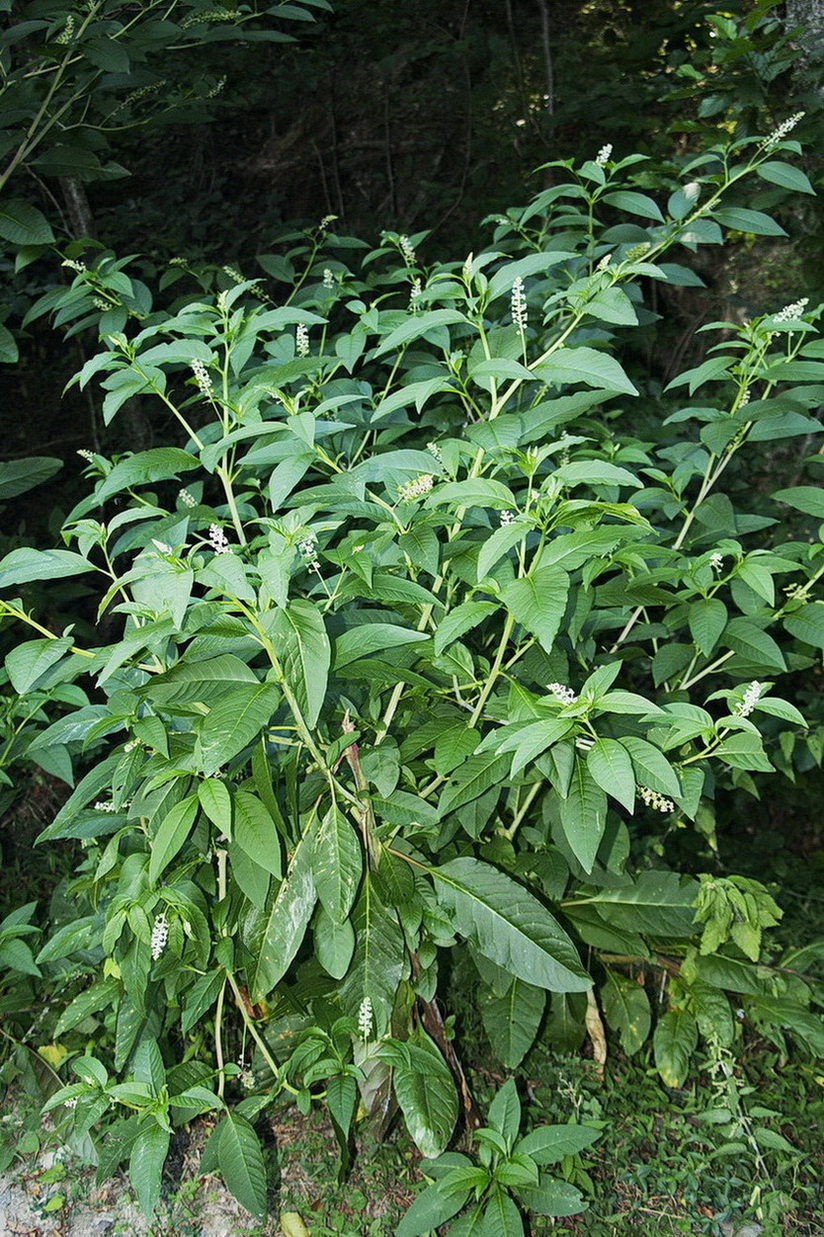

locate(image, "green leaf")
[[601, 972, 651, 1055], [94, 449, 198, 504], [312, 804, 362, 922], [395, 1181, 470, 1237], [0, 547, 95, 589], [148, 794, 199, 885], [688, 597, 728, 656], [480, 975, 545, 1068], [434, 857, 590, 992], [129, 1123, 169, 1216], [533, 347, 638, 396], [551, 460, 641, 489], [603, 189, 664, 221], [771, 486, 824, 518], [619, 737, 681, 799], [373, 308, 467, 357], [313, 904, 355, 979], [711, 206, 787, 236], [587, 738, 635, 813], [198, 778, 233, 837], [391, 1029, 458, 1158], [334, 623, 428, 668], [434, 601, 499, 655], [654, 1008, 698, 1088], [481, 1187, 524, 1237], [196, 683, 281, 776], [784, 602, 824, 650], [267, 601, 330, 726], [217, 1112, 268, 1221], [488, 1077, 521, 1143], [578, 870, 698, 937], [425, 478, 517, 511], [559, 760, 607, 873], [501, 566, 570, 652], [147, 654, 258, 705], [249, 817, 318, 1001], [0, 456, 61, 499], [5, 636, 74, 694], [0, 199, 55, 245], [722, 618, 786, 672], [438, 751, 510, 816], [514, 1176, 586, 1217], [234, 790, 283, 877], [0, 321, 18, 364], [756, 161, 815, 194], [496, 718, 574, 778], [515, 1124, 600, 1164], [339, 873, 406, 1036]]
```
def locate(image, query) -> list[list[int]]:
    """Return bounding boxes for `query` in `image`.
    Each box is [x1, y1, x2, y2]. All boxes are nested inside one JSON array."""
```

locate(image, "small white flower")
[[398, 474, 435, 502], [773, 298, 809, 323], [398, 235, 417, 266], [151, 913, 169, 960], [710, 552, 724, 573], [596, 252, 612, 271], [734, 680, 762, 718], [595, 143, 613, 167], [357, 996, 373, 1041], [238, 1066, 255, 1091], [222, 265, 244, 284], [320, 215, 337, 230], [427, 440, 443, 463], [323, 267, 335, 289], [500, 510, 516, 526], [94, 801, 117, 813], [297, 534, 318, 560], [208, 524, 231, 554], [62, 258, 86, 274], [409, 277, 422, 309], [547, 683, 577, 704], [191, 358, 213, 398], [179, 487, 197, 508], [764, 112, 804, 148], [638, 786, 675, 813], [78, 449, 95, 463], [295, 323, 310, 357], [63, 1097, 78, 1110], [511, 276, 528, 334]]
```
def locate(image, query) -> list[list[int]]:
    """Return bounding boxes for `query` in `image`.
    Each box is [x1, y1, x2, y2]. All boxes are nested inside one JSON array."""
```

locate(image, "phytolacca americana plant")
[[0, 121, 821, 1221]]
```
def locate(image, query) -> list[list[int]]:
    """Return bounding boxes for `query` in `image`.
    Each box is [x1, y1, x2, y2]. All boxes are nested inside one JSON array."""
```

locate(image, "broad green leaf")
[[54, 979, 119, 1037], [501, 566, 570, 652], [771, 486, 824, 519], [198, 778, 233, 837], [0, 199, 55, 245], [601, 972, 651, 1055], [425, 478, 517, 511], [94, 449, 198, 504], [481, 1187, 524, 1237], [587, 738, 635, 812], [217, 1112, 267, 1220], [783, 602, 824, 650], [334, 622, 428, 668], [234, 790, 283, 877], [485, 250, 577, 300], [756, 161, 815, 194], [249, 816, 318, 1001], [0, 547, 95, 588], [480, 975, 545, 1068], [0, 456, 61, 499], [721, 618, 786, 672], [312, 804, 362, 922], [434, 601, 499, 655], [0, 321, 18, 364], [619, 737, 681, 799], [267, 600, 330, 726], [395, 1181, 470, 1237], [514, 1176, 587, 1218], [653, 1008, 698, 1087], [372, 308, 467, 358], [434, 857, 590, 992], [551, 460, 640, 489], [196, 683, 281, 775], [391, 1029, 458, 1158], [559, 760, 607, 873], [5, 636, 74, 694], [712, 206, 787, 237], [313, 904, 355, 979], [438, 751, 510, 816], [515, 1124, 600, 1164], [533, 347, 638, 396], [129, 1123, 170, 1216], [688, 597, 727, 656], [603, 189, 664, 221], [487, 1076, 521, 1144], [148, 794, 199, 885], [339, 873, 406, 1036], [573, 871, 698, 937], [181, 970, 225, 1036], [146, 654, 258, 706]]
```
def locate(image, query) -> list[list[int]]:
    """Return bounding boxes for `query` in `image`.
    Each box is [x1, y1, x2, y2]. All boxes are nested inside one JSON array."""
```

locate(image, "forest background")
[[0, 2, 823, 1236]]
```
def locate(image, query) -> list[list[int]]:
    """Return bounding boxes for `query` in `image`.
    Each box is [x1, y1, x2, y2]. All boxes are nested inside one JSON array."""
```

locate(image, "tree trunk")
[[785, 0, 824, 84]]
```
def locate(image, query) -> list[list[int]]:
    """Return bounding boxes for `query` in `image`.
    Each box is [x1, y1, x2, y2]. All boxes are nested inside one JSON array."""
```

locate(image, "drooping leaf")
[[480, 976, 545, 1068], [339, 873, 406, 1036], [390, 1029, 458, 1158], [196, 683, 281, 776], [216, 1112, 268, 1220], [266, 600, 330, 726], [601, 972, 651, 1055], [129, 1123, 170, 1216], [249, 816, 318, 1001], [559, 760, 607, 873], [234, 789, 283, 877], [148, 795, 199, 885], [312, 804, 362, 922], [653, 1008, 698, 1088], [587, 738, 635, 813], [500, 566, 570, 652], [434, 857, 590, 992]]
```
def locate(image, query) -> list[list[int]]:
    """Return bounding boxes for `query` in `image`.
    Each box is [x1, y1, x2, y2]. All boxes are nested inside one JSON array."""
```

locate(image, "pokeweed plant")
[[1, 121, 823, 1224]]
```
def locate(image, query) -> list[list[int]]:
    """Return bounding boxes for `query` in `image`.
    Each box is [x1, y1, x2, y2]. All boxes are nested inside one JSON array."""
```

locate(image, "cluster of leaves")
[[0, 121, 823, 1226]]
